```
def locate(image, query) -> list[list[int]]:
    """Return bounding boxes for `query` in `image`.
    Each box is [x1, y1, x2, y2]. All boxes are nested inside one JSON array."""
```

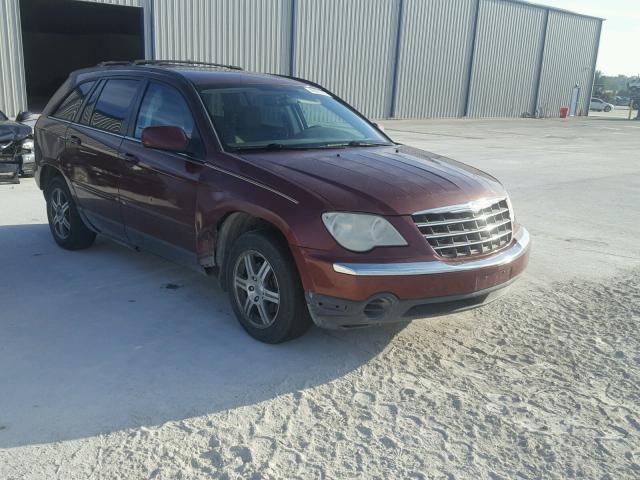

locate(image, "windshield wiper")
[[233, 143, 310, 152], [233, 141, 391, 152], [325, 141, 391, 148]]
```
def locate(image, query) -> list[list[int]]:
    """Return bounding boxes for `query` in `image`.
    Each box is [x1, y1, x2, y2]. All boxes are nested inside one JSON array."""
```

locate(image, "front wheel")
[[226, 231, 311, 343], [604, 105, 612, 112], [45, 176, 96, 250]]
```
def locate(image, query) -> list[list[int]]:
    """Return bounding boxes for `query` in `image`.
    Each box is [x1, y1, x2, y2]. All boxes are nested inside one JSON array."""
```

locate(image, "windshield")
[[199, 84, 391, 151]]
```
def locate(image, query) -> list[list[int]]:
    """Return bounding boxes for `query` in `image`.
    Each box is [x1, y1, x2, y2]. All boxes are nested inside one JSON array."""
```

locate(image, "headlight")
[[21, 139, 34, 152], [322, 212, 407, 252]]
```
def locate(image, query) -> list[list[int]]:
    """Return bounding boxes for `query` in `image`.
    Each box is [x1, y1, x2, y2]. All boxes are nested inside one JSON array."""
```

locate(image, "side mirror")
[[141, 126, 189, 153], [373, 122, 385, 132]]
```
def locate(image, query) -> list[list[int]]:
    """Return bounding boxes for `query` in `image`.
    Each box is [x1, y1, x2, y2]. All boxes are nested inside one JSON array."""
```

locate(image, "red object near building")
[[559, 107, 569, 118]]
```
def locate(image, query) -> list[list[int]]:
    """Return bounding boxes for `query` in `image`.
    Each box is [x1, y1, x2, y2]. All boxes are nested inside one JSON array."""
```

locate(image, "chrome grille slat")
[[414, 207, 510, 227], [432, 230, 512, 249], [424, 218, 512, 239], [413, 198, 513, 259]]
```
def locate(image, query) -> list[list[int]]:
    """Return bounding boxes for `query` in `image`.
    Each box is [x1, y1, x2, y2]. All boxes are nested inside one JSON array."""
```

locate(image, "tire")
[[225, 230, 311, 343], [604, 106, 612, 112], [45, 176, 96, 250]]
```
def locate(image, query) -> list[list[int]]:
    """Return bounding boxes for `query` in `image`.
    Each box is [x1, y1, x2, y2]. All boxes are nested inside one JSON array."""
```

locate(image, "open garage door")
[[20, 0, 144, 112]]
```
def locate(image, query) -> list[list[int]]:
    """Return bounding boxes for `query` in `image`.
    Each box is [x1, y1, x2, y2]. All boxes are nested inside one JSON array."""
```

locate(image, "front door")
[[118, 81, 203, 265], [64, 78, 141, 240]]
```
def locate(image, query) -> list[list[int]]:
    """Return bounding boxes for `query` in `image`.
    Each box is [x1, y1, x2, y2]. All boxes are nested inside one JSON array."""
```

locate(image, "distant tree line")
[[593, 71, 639, 100]]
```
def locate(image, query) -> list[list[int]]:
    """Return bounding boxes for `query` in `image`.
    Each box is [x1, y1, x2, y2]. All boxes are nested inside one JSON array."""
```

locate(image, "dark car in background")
[[14, 111, 38, 176], [34, 61, 529, 343], [0, 109, 37, 181], [614, 96, 630, 107], [0, 110, 36, 182]]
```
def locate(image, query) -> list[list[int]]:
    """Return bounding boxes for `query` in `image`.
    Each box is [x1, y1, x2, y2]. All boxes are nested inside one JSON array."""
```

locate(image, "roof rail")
[[133, 59, 243, 70], [96, 61, 133, 66], [96, 60, 243, 70]]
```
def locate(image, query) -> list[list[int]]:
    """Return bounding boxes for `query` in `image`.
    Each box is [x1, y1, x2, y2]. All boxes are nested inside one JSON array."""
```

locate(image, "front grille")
[[412, 198, 512, 259], [0, 141, 19, 162]]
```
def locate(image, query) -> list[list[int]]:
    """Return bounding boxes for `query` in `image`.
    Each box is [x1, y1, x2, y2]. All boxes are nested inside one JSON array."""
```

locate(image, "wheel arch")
[[214, 210, 306, 291], [38, 164, 64, 191]]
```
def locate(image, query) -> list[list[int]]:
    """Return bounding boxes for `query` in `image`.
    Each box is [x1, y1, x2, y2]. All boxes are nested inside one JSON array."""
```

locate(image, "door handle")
[[69, 135, 81, 145], [122, 152, 139, 164]]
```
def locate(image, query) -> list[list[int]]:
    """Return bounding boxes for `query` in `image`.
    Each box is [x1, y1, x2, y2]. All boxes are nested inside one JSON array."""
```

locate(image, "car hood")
[[0, 121, 31, 143], [236, 145, 506, 216]]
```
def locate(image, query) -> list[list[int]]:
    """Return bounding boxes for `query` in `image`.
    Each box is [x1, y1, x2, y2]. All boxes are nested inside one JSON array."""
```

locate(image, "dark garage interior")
[[20, 0, 144, 112]]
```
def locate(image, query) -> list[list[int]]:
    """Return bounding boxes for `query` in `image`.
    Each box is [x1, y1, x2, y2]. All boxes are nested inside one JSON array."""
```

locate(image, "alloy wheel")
[[50, 187, 71, 239], [233, 250, 281, 328]]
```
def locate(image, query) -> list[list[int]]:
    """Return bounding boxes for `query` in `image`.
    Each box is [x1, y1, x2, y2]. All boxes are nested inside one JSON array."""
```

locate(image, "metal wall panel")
[[467, 0, 546, 117], [294, 0, 399, 119], [0, 0, 605, 121], [537, 11, 601, 117], [153, 0, 291, 74], [394, 0, 476, 118], [0, 0, 27, 118]]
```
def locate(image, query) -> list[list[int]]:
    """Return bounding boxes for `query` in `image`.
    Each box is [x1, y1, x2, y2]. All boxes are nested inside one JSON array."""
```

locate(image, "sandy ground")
[[1, 115, 639, 479]]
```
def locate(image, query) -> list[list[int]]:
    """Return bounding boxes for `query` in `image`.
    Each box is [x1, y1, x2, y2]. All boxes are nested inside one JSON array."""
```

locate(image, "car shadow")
[[0, 178, 20, 185], [0, 224, 406, 448]]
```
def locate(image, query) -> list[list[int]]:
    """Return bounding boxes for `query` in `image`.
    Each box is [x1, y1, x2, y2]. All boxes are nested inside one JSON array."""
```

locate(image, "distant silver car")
[[590, 98, 613, 112]]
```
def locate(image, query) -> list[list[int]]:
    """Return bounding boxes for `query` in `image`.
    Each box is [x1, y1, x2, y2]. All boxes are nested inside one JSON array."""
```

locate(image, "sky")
[[540, 0, 640, 76]]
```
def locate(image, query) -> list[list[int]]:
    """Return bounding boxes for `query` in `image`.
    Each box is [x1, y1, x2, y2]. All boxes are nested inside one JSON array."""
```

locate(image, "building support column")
[[585, 19, 604, 117], [462, 0, 481, 117], [289, 0, 297, 76], [388, 0, 405, 119], [531, 9, 550, 117]]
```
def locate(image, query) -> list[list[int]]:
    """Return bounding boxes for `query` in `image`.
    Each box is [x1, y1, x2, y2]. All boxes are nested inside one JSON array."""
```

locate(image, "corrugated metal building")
[[0, 0, 602, 119]]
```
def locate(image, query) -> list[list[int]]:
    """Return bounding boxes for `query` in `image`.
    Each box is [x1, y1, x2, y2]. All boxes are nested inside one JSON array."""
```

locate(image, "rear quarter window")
[[51, 81, 96, 122]]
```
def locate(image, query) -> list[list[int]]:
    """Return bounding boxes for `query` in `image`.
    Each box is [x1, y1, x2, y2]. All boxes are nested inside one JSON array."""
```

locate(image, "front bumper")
[[18, 153, 35, 175], [0, 155, 20, 178], [303, 227, 530, 329]]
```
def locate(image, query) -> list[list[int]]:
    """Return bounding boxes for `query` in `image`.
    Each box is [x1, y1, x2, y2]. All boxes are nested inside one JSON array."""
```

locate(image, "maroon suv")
[[34, 61, 530, 343]]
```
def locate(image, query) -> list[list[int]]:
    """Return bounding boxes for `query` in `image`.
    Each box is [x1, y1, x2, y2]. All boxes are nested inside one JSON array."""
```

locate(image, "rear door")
[[64, 78, 141, 240], [38, 81, 97, 187], [118, 80, 204, 264]]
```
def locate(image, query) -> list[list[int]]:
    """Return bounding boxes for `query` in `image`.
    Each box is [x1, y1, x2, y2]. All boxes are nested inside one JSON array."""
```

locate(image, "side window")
[[134, 82, 196, 139], [89, 79, 139, 134], [52, 81, 96, 121], [79, 81, 103, 126]]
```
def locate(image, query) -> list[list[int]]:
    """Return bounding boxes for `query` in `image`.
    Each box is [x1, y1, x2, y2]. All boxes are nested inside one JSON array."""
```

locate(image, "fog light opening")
[[363, 297, 393, 320]]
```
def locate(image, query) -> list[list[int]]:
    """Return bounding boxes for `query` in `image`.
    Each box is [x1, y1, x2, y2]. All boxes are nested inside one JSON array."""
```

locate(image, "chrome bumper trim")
[[333, 227, 530, 276]]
